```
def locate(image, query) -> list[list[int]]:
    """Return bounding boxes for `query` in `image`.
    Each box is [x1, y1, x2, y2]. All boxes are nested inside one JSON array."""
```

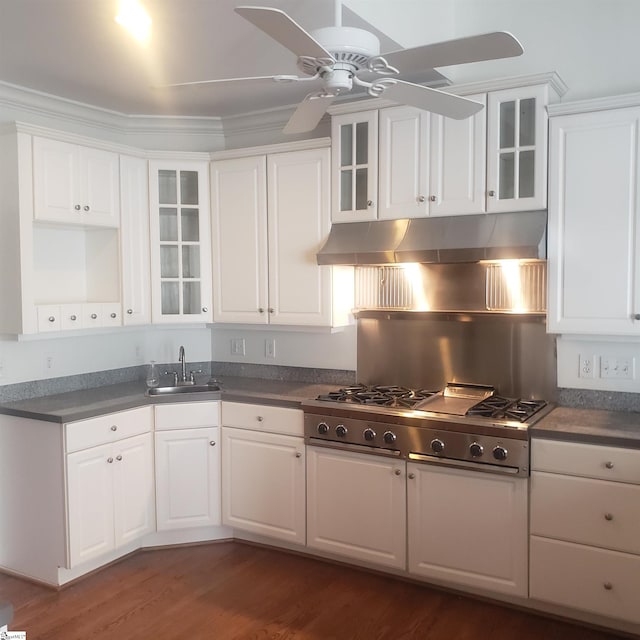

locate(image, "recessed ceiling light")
[[115, 0, 152, 43]]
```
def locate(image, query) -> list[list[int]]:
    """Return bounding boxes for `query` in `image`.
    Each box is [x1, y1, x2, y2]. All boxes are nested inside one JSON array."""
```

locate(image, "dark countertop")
[[0, 377, 337, 424], [531, 406, 640, 449]]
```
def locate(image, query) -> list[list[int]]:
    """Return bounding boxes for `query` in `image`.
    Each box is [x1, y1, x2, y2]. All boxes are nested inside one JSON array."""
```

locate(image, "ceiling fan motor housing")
[[303, 26, 381, 74]]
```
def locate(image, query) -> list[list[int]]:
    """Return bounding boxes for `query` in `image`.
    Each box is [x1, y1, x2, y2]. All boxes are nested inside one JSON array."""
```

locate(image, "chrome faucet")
[[178, 345, 187, 383]]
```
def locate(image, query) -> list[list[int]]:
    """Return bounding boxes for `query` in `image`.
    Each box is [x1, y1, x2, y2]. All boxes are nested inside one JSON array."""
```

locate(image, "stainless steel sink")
[[146, 383, 221, 396]]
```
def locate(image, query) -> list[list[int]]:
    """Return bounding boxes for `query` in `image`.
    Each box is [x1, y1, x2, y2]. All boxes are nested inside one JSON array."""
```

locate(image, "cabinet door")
[[547, 108, 640, 334], [407, 462, 528, 596], [211, 156, 268, 324], [79, 146, 120, 226], [430, 93, 486, 216], [306, 447, 406, 569], [155, 427, 221, 530], [378, 106, 429, 219], [149, 160, 213, 323], [221, 428, 305, 544], [66, 442, 115, 567], [113, 433, 155, 547], [332, 111, 378, 222], [120, 155, 151, 325], [267, 147, 332, 326], [486, 85, 548, 212]]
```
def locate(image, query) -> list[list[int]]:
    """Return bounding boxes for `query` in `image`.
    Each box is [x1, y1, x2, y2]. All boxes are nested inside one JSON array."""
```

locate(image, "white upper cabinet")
[[486, 85, 549, 212], [378, 106, 430, 219], [331, 111, 378, 222], [430, 93, 487, 216], [33, 137, 120, 227], [212, 145, 338, 327], [548, 106, 640, 334], [120, 155, 151, 326], [149, 160, 213, 323]]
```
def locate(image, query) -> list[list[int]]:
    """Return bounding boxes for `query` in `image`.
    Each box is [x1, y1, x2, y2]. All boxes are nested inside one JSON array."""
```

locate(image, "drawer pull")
[[116, 455, 123, 461], [605, 461, 614, 469], [604, 513, 614, 521], [209, 441, 216, 447], [107, 457, 114, 464], [295, 451, 302, 458], [394, 469, 401, 476], [48, 316, 56, 322], [257, 416, 264, 422], [603, 582, 613, 591], [110, 425, 118, 431], [408, 472, 416, 479]]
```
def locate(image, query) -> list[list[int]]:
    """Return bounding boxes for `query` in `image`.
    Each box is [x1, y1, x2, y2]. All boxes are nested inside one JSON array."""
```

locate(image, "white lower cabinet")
[[154, 401, 221, 531], [407, 462, 528, 596], [530, 439, 640, 625], [306, 447, 406, 569], [65, 408, 154, 568], [221, 427, 305, 544]]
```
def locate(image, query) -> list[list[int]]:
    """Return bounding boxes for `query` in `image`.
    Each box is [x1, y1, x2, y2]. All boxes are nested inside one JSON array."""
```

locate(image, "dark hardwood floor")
[[0, 542, 628, 639]]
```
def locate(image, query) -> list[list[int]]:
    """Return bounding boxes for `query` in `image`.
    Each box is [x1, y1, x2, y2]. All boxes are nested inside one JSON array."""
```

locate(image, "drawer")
[[154, 401, 220, 431], [66, 406, 153, 453], [532, 438, 640, 484], [531, 472, 640, 554], [530, 536, 640, 624], [221, 402, 303, 436]]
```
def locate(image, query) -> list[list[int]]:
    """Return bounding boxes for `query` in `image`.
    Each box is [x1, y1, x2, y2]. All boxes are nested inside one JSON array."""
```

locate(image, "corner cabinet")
[[211, 143, 348, 327], [149, 159, 213, 323], [547, 105, 640, 334]]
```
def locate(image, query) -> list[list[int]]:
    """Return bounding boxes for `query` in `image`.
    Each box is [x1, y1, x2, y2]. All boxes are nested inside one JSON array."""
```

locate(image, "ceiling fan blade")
[[382, 32, 523, 73], [235, 6, 333, 61], [382, 80, 484, 120], [284, 94, 336, 135], [156, 75, 296, 89]]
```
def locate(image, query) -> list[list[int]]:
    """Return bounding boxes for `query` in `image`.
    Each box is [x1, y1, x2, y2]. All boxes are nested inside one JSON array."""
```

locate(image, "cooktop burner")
[[315, 385, 548, 424]]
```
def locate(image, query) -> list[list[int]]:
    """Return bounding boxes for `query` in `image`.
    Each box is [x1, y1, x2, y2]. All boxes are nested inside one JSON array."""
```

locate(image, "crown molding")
[[548, 91, 640, 117], [210, 137, 330, 160]]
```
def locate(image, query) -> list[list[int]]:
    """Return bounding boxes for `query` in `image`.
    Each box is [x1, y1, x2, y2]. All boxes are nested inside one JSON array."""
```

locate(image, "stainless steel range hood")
[[317, 211, 547, 265]]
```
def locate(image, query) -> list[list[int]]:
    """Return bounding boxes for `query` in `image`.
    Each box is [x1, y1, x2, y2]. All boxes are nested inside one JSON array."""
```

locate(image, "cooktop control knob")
[[363, 428, 376, 442], [383, 431, 397, 444], [336, 424, 348, 438], [469, 442, 484, 458], [431, 438, 445, 454], [493, 445, 508, 461], [317, 422, 329, 435]]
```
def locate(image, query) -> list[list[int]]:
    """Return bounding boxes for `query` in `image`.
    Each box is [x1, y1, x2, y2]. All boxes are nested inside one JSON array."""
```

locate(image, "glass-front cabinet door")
[[486, 85, 549, 213], [331, 110, 378, 222], [149, 160, 212, 323]]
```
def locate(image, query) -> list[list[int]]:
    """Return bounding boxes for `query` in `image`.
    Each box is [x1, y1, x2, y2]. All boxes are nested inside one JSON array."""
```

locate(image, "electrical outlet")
[[45, 354, 54, 372], [578, 354, 594, 378], [601, 356, 634, 379], [265, 338, 276, 359], [230, 338, 245, 356]]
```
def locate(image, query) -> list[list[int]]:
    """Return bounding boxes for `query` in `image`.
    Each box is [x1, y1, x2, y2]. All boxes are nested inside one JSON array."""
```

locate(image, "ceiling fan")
[[161, 1, 524, 134]]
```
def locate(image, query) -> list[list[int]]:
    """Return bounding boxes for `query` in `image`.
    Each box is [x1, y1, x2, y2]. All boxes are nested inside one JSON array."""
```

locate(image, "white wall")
[[0, 327, 212, 387]]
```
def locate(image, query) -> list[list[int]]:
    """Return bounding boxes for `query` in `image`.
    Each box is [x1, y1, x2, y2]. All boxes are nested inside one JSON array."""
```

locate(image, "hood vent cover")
[[317, 211, 547, 266]]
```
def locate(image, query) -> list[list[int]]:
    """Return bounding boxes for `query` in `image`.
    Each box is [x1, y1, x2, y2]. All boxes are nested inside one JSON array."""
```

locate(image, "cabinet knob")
[[202, 307, 208, 313], [127, 308, 134, 315], [633, 314, 640, 320], [116, 454, 123, 461], [295, 451, 302, 458], [107, 457, 114, 464], [417, 195, 426, 203], [91, 313, 98, 319], [48, 316, 56, 322], [74, 204, 81, 211], [408, 472, 415, 479], [209, 441, 216, 446], [604, 512, 614, 521], [110, 312, 117, 319], [257, 416, 264, 422], [268, 308, 274, 314], [429, 195, 436, 202], [258, 308, 265, 314], [110, 425, 118, 431], [605, 461, 614, 469], [83, 205, 90, 212], [367, 200, 373, 207], [394, 469, 401, 476], [603, 582, 613, 591], [488, 190, 496, 197], [70, 315, 77, 321]]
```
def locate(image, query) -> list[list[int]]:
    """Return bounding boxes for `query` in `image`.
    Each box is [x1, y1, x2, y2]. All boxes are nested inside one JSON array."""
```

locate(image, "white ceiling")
[[0, 0, 448, 119], [2, 0, 640, 122]]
